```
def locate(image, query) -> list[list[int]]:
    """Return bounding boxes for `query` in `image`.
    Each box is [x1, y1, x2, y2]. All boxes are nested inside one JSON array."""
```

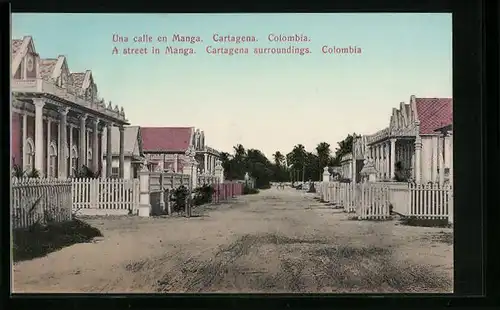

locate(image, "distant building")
[[140, 127, 221, 174], [102, 126, 145, 179]]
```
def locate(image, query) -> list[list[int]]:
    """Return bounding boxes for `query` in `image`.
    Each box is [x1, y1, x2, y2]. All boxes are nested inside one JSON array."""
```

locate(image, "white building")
[[349, 95, 453, 184], [102, 126, 144, 179]]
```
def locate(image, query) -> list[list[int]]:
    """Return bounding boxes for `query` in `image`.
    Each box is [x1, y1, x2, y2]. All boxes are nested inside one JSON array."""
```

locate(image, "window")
[[87, 150, 92, 168], [70, 146, 78, 175], [48, 143, 57, 178], [111, 167, 119, 178], [24, 138, 34, 172]]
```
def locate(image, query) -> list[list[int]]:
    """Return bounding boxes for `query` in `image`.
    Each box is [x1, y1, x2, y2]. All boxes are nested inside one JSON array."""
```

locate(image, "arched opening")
[[24, 138, 35, 172], [87, 150, 92, 168], [71, 145, 78, 174], [48, 142, 58, 178]]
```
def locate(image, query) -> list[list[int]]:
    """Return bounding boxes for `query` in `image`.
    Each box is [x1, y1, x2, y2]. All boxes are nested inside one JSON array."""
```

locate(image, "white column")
[[385, 141, 389, 179], [431, 136, 438, 182], [212, 155, 216, 174], [174, 154, 179, 172], [101, 125, 107, 179], [415, 136, 422, 183], [79, 114, 87, 168], [119, 125, 125, 178], [92, 119, 100, 171], [449, 134, 453, 184], [33, 99, 45, 176], [439, 136, 445, 185], [377, 145, 381, 179], [46, 119, 52, 177], [58, 108, 69, 178], [106, 123, 112, 177], [69, 125, 73, 176], [390, 139, 396, 179], [204, 153, 208, 173], [352, 155, 357, 183], [22, 113, 27, 170]]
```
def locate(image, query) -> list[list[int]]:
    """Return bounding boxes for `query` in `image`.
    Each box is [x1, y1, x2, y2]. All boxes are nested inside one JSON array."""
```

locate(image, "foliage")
[[12, 164, 40, 178], [192, 184, 215, 206], [170, 185, 189, 212], [307, 182, 317, 193], [73, 165, 102, 178], [243, 185, 259, 195], [220, 133, 361, 185], [393, 161, 410, 182]]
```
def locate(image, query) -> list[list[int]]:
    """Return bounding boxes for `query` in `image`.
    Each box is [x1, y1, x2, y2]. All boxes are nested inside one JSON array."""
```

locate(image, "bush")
[[193, 184, 215, 206], [307, 183, 316, 193], [243, 185, 259, 195], [170, 185, 189, 212]]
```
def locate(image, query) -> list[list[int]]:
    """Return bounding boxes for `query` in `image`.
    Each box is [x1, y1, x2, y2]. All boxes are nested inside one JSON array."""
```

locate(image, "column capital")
[[91, 118, 101, 125], [79, 113, 88, 121], [106, 122, 114, 129], [33, 98, 45, 108], [390, 138, 397, 143], [58, 106, 70, 116], [118, 125, 125, 132]]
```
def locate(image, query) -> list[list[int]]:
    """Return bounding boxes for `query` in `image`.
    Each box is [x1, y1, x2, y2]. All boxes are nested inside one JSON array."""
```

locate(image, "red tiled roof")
[[415, 98, 453, 134], [140, 127, 193, 152]]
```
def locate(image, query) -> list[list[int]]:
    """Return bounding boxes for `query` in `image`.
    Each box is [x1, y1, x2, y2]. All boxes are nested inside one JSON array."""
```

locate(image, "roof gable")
[[412, 96, 453, 134], [40, 58, 58, 80], [105, 126, 142, 156], [140, 127, 194, 152]]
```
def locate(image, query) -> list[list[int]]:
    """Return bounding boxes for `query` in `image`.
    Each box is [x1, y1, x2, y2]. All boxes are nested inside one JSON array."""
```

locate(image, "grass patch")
[[13, 219, 103, 262], [243, 187, 260, 195], [400, 217, 451, 228]]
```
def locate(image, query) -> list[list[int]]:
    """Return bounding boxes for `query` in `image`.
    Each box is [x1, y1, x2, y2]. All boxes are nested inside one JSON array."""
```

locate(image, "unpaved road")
[[13, 188, 453, 293]]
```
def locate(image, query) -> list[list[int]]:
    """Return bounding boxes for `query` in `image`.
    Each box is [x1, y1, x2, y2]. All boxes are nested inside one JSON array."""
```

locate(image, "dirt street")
[[12, 188, 453, 293]]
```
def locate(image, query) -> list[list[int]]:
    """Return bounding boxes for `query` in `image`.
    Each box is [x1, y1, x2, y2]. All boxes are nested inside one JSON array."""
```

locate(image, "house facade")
[[349, 95, 453, 184], [11, 36, 129, 178], [102, 126, 144, 179], [141, 127, 221, 175]]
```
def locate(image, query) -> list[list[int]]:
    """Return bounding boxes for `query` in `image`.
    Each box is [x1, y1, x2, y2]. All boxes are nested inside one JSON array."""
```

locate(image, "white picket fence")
[[72, 178, 140, 215], [318, 181, 453, 222], [408, 183, 452, 220], [11, 177, 73, 229]]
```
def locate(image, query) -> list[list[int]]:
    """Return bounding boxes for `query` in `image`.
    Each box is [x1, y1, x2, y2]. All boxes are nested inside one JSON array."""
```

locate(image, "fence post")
[[448, 185, 454, 225], [138, 166, 151, 217], [159, 172, 165, 213]]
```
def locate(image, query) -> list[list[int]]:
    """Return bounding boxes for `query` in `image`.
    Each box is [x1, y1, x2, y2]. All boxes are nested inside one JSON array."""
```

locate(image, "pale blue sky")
[[12, 13, 452, 158]]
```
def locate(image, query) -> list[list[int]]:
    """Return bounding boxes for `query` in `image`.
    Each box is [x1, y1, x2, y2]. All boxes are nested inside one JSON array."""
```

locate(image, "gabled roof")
[[140, 127, 194, 153], [40, 58, 58, 80], [12, 39, 23, 55], [70, 72, 86, 88], [411, 96, 453, 135], [104, 126, 142, 157]]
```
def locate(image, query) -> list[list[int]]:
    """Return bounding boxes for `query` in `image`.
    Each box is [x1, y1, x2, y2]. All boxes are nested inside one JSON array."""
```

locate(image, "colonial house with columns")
[[11, 36, 129, 178], [348, 95, 453, 184], [140, 127, 221, 174]]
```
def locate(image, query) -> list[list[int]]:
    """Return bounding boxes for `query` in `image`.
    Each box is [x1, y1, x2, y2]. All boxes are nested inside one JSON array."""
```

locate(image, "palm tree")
[[316, 142, 331, 168], [272, 151, 285, 166]]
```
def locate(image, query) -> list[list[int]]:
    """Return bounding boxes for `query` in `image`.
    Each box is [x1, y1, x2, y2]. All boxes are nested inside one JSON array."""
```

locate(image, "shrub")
[[170, 185, 189, 212], [243, 185, 259, 195], [307, 183, 316, 193], [73, 165, 101, 178], [193, 184, 215, 206], [12, 164, 40, 178]]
